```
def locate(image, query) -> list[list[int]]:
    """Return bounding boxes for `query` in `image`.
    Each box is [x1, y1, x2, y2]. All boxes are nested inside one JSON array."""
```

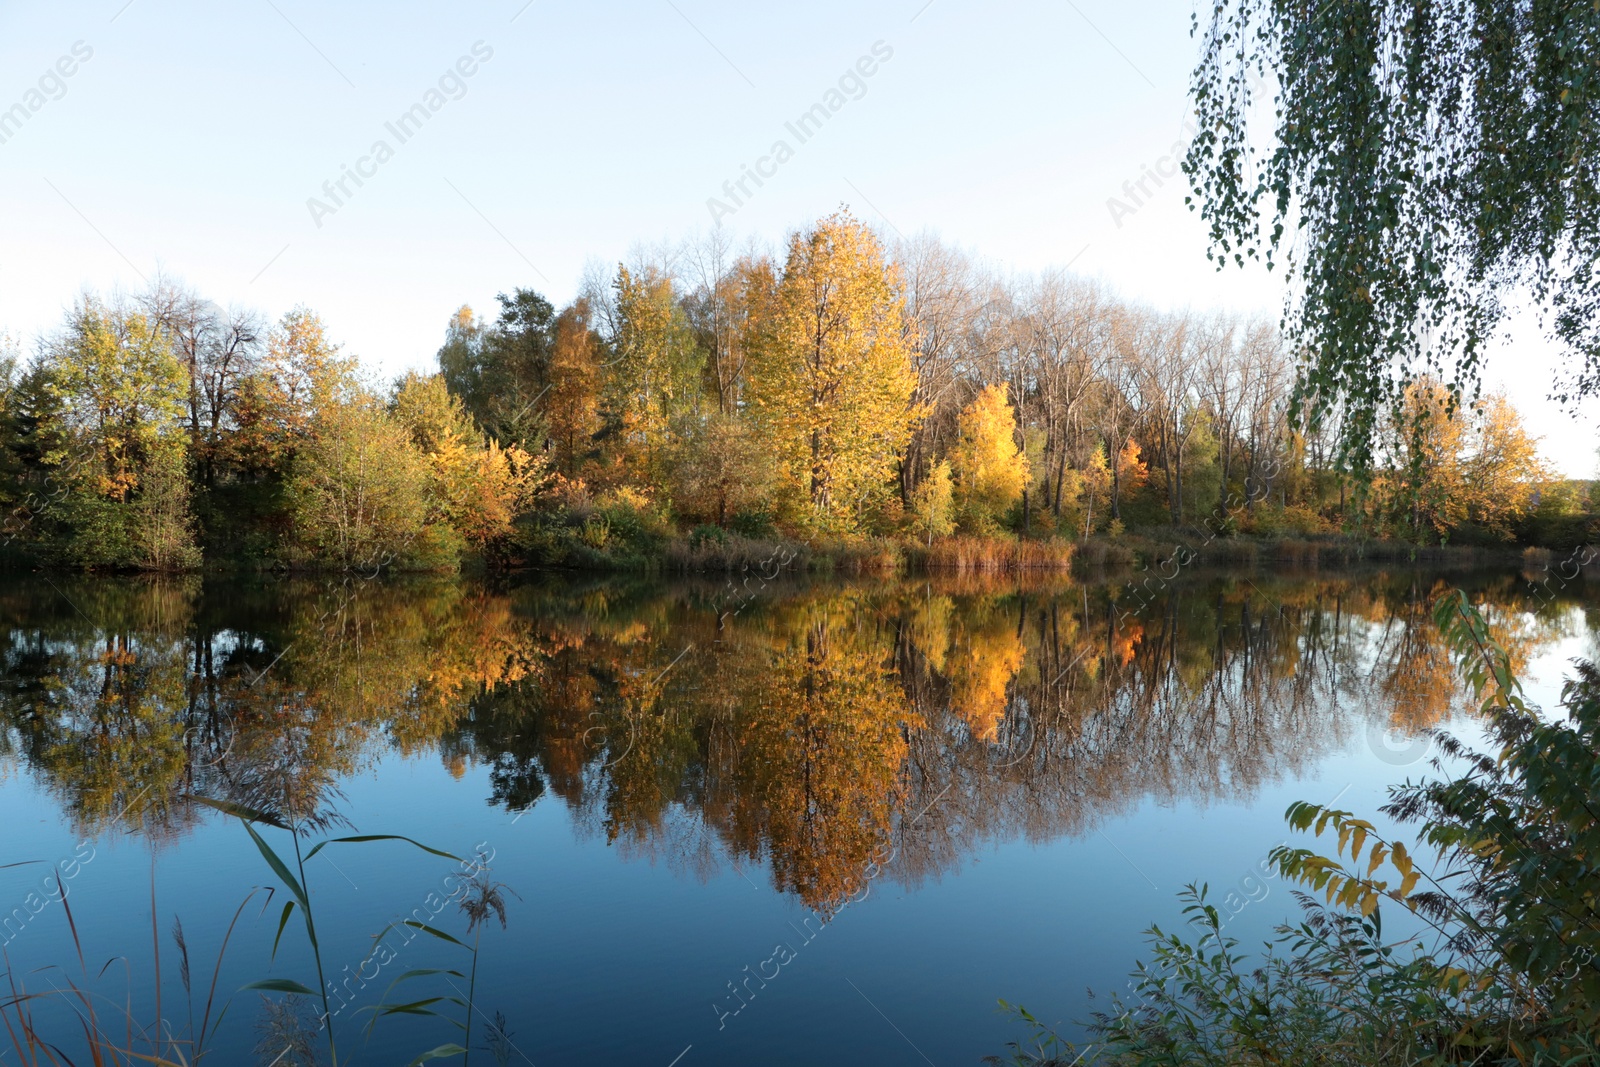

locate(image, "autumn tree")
[[41, 297, 198, 568], [909, 459, 956, 545], [665, 412, 773, 527], [1114, 439, 1149, 522], [748, 211, 921, 531], [545, 299, 603, 478], [1381, 380, 1553, 541], [1079, 444, 1112, 537], [231, 307, 353, 477], [949, 383, 1029, 534], [392, 372, 547, 557], [605, 264, 702, 483]]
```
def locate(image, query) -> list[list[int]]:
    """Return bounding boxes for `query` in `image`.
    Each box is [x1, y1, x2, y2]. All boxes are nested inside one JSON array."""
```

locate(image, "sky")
[[1, 0, 1595, 475]]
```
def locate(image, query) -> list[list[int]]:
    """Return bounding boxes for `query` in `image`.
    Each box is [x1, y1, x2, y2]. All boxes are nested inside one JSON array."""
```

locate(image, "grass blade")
[[305, 836, 461, 863]]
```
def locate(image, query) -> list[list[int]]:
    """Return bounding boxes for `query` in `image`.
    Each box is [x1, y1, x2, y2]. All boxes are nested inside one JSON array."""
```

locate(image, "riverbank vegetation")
[[0, 212, 1583, 573]]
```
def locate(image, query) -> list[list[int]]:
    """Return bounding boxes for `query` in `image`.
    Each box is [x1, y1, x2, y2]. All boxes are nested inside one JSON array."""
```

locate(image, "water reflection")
[[0, 568, 1582, 914]]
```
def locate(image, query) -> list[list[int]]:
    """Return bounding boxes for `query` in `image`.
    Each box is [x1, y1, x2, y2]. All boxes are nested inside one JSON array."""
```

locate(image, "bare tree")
[[893, 233, 988, 503]]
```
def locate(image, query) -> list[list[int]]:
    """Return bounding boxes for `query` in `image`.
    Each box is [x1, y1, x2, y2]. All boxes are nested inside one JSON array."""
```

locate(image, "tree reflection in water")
[[0, 568, 1577, 914]]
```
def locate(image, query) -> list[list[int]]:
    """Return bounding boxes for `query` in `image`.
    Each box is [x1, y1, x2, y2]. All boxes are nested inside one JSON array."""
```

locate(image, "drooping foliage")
[[1186, 1, 1600, 469]]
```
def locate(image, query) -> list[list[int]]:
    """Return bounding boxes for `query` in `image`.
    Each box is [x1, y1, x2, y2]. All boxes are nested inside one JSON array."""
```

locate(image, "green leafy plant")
[[187, 795, 461, 1067], [357, 849, 517, 1067]]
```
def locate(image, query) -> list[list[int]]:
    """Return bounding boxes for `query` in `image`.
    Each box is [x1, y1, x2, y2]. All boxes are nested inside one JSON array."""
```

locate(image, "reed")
[[913, 536, 1075, 573], [0, 793, 491, 1066], [0, 864, 263, 1066], [662, 533, 809, 575]]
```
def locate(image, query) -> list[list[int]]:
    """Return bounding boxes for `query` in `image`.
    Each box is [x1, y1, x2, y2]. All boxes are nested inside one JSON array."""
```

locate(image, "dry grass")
[[913, 536, 1075, 573], [1075, 537, 1137, 567], [820, 538, 903, 576], [662, 534, 809, 575]]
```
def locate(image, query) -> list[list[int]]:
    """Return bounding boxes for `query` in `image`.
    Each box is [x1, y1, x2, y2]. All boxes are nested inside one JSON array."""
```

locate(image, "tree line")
[[0, 211, 1572, 572]]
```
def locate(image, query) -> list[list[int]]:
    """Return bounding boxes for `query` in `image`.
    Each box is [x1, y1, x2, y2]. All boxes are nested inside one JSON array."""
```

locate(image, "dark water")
[[0, 566, 1591, 1065]]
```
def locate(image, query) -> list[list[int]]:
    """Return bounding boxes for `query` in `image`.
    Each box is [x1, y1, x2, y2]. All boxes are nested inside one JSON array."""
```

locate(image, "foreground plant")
[[187, 794, 463, 1067], [358, 848, 517, 1067], [993, 588, 1600, 1065], [0, 864, 263, 1066]]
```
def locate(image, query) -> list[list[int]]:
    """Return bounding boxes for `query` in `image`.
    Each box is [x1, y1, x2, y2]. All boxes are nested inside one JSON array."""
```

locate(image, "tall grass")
[[662, 533, 809, 575], [1, 798, 503, 1067], [912, 536, 1075, 573], [0, 870, 263, 1066]]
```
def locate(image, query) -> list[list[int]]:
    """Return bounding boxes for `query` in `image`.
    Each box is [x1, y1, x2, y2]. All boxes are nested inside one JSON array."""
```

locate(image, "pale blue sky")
[[1, 0, 1593, 474]]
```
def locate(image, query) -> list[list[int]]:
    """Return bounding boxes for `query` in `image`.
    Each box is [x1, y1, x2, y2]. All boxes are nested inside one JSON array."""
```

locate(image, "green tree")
[[46, 299, 187, 502], [41, 298, 198, 568], [1187, 2, 1600, 468], [287, 391, 439, 571], [439, 292, 557, 448]]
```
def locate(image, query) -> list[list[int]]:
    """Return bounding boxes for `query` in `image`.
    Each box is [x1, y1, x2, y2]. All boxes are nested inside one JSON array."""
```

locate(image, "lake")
[[0, 563, 1590, 1066]]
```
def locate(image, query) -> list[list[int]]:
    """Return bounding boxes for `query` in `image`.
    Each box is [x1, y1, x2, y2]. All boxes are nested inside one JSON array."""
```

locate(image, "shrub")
[[688, 524, 728, 550], [729, 508, 777, 539], [1242, 503, 1330, 537]]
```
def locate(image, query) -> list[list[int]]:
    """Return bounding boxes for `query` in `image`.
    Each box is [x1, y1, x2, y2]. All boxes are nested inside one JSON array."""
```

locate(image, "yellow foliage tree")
[[1381, 380, 1553, 540], [1117, 439, 1149, 493], [1080, 443, 1113, 537], [949, 383, 1029, 532], [909, 459, 956, 544], [231, 307, 354, 474], [546, 299, 602, 478], [747, 211, 921, 532], [392, 372, 547, 553]]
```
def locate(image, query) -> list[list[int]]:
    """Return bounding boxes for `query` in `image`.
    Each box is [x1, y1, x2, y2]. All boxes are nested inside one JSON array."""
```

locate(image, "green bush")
[[729, 509, 777, 539]]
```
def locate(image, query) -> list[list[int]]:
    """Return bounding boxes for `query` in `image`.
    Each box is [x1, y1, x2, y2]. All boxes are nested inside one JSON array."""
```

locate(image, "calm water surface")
[[0, 566, 1591, 1065]]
